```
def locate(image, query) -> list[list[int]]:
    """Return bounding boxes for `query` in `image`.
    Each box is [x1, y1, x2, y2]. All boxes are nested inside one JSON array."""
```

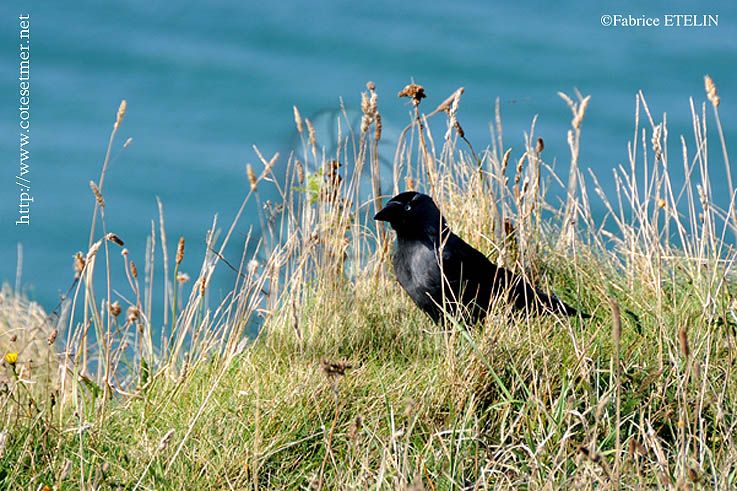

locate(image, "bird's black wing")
[[441, 233, 587, 318], [439, 233, 509, 320]]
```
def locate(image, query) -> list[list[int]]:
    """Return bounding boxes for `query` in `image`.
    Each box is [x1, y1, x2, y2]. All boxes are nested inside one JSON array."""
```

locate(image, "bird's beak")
[[374, 200, 402, 222]]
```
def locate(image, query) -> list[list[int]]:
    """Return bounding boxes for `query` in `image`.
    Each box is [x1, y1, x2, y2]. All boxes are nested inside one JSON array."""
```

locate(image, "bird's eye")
[[404, 204, 412, 211]]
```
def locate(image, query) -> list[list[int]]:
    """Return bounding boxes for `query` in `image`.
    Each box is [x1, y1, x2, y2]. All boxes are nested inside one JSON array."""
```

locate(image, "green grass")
[[1, 83, 736, 489]]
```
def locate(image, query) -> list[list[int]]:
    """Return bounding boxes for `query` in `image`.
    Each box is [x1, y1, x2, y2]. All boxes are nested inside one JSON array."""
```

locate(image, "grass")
[[1, 78, 736, 489]]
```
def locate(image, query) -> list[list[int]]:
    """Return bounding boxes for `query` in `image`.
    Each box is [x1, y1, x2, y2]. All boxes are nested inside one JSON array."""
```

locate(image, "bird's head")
[[374, 191, 445, 237]]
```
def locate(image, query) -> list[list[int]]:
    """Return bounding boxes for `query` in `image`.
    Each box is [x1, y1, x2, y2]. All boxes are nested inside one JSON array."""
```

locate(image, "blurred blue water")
[[0, 0, 735, 310]]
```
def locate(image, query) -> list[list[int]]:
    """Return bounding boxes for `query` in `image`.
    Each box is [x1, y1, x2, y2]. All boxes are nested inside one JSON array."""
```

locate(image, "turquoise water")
[[1, 0, 735, 309]]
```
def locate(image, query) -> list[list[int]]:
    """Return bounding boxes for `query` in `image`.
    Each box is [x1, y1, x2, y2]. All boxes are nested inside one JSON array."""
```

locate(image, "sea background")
[[0, 0, 735, 313]]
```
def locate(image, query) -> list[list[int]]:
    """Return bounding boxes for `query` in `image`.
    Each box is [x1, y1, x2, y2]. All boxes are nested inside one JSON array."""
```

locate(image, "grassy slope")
[[1, 85, 736, 489]]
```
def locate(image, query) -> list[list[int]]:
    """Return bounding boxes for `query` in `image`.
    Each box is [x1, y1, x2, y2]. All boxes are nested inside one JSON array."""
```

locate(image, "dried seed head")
[[176, 236, 185, 265], [293, 105, 304, 133], [366, 80, 375, 91], [369, 92, 378, 115], [176, 272, 190, 284], [130, 260, 138, 279], [114, 99, 127, 130], [109, 301, 122, 318], [503, 219, 516, 239], [89, 181, 105, 208], [247, 259, 259, 275], [572, 96, 591, 129], [157, 429, 175, 452], [247, 164, 257, 192], [348, 415, 363, 441], [121, 248, 129, 257], [651, 124, 663, 161], [105, 233, 125, 247], [536, 137, 544, 154], [628, 438, 646, 458], [610, 299, 621, 346], [295, 160, 305, 184], [47, 329, 58, 345], [657, 198, 667, 209], [73, 252, 86, 278], [375, 113, 382, 142], [405, 176, 415, 190], [502, 148, 512, 172], [126, 305, 140, 323], [320, 359, 352, 378], [306, 118, 316, 147], [398, 83, 426, 106], [361, 91, 371, 116], [678, 327, 690, 358], [704, 75, 720, 108]]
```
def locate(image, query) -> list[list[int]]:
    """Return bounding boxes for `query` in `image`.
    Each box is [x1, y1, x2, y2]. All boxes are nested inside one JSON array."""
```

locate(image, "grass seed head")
[[398, 83, 426, 106], [114, 99, 127, 130], [176, 236, 185, 265], [110, 301, 122, 318], [704, 75, 720, 108], [321, 359, 352, 378], [73, 251, 86, 278], [126, 305, 140, 323], [157, 429, 175, 452], [295, 160, 305, 184], [105, 233, 124, 247], [90, 181, 105, 208], [678, 327, 690, 358], [293, 105, 304, 133], [247, 164, 258, 192], [306, 118, 317, 147]]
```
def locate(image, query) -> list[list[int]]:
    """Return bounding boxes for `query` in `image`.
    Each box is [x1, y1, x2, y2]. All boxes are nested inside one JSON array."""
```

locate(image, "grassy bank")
[[1, 80, 736, 489]]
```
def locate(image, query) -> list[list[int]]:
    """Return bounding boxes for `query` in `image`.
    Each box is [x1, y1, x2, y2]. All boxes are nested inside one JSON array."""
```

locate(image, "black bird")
[[374, 191, 587, 324]]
